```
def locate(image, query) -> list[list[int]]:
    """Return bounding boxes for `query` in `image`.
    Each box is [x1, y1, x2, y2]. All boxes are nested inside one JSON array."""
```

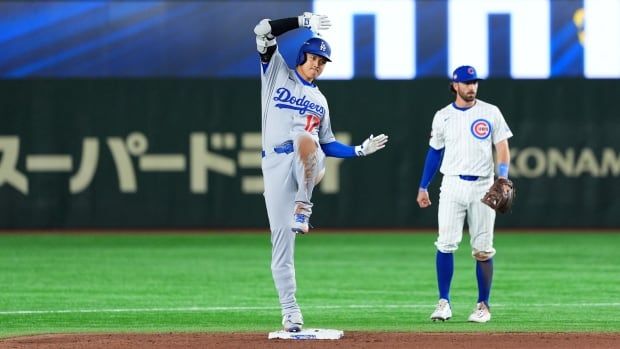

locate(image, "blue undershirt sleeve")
[[321, 141, 356, 159], [419, 146, 445, 190]]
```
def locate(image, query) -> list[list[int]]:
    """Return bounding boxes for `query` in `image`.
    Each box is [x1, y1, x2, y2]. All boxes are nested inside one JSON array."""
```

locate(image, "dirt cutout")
[[1, 332, 619, 349]]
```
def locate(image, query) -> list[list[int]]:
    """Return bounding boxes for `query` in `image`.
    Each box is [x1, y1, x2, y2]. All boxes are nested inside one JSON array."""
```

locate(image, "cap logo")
[[320, 41, 327, 52], [470, 119, 491, 140], [467, 67, 475, 75]]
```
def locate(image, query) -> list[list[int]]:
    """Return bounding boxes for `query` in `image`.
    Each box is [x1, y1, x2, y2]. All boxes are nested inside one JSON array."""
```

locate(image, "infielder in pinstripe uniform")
[[417, 65, 513, 323], [254, 12, 388, 332]]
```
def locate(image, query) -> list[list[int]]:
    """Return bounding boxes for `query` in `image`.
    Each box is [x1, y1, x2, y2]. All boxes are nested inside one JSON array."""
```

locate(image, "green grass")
[[0, 232, 619, 337]]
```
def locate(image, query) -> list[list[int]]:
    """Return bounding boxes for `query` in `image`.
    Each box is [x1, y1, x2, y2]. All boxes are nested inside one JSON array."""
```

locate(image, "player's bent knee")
[[472, 249, 496, 261], [295, 132, 314, 144], [435, 241, 459, 253], [296, 133, 317, 158]]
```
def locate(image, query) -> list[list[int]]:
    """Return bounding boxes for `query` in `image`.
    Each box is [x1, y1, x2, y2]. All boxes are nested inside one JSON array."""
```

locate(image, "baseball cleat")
[[291, 213, 310, 234], [282, 312, 304, 332], [468, 302, 491, 323], [430, 298, 452, 321]]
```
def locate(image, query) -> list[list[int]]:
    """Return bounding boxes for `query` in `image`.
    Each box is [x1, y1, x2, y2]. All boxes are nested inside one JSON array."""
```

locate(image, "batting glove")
[[254, 19, 276, 54], [355, 134, 389, 156], [298, 12, 331, 34]]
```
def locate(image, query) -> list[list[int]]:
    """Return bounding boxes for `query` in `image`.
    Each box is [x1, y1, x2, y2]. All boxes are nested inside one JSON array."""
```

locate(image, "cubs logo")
[[470, 119, 491, 139]]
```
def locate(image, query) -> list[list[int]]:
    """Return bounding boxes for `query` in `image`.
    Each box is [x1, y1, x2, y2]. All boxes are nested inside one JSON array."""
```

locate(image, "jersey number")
[[304, 115, 320, 133]]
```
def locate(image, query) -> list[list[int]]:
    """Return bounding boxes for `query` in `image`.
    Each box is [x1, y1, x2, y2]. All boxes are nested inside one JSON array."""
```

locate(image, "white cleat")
[[468, 302, 492, 323], [430, 298, 452, 321], [282, 312, 304, 332]]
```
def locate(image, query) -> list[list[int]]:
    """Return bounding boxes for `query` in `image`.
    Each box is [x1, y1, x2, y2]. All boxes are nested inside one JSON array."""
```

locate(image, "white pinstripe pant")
[[435, 175, 497, 257]]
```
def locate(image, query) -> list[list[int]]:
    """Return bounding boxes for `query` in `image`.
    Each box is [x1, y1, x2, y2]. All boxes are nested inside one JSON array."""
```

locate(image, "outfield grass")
[[0, 232, 619, 337]]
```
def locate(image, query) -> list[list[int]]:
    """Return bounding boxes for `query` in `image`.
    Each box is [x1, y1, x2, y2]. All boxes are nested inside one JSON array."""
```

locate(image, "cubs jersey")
[[260, 49, 336, 151], [429, 99, 512, 177]]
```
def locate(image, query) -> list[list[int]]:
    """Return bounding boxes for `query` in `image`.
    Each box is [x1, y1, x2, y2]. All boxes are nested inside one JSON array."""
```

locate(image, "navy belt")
[[262, 140, 294, 158], [459, 175, 479, 181]]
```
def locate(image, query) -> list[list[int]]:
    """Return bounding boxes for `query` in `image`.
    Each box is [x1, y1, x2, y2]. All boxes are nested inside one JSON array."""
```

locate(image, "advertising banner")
[[1, 79, 619, 228]]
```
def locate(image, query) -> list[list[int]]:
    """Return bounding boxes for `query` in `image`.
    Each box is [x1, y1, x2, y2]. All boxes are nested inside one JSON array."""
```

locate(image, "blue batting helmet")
[[296, 37, 332, 66]]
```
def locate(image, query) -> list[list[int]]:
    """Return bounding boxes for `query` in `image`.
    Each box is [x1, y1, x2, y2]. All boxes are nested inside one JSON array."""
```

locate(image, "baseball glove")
[[481, 178, 515, 214]]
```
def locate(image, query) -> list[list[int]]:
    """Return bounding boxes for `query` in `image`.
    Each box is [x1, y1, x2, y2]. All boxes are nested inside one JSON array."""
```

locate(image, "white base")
[[268, 328, 344, 340]]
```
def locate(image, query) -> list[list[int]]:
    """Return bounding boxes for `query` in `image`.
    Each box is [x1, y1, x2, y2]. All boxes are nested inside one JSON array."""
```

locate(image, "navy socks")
[[436, 251, 454, 301], [436, 251, 494, 307], [476, 258, 494, 307]]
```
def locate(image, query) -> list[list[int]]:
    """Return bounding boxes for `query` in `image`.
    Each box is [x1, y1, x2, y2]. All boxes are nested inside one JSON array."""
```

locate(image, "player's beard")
[[458, 89, 476, 102]]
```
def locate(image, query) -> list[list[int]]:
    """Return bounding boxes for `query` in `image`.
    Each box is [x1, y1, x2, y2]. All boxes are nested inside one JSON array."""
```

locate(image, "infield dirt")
[[1, 332, 619, 349]]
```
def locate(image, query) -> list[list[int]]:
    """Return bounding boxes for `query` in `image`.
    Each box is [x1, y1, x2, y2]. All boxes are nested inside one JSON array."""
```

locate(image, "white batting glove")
[[254, 18, 272, 36], [298, 12, 331, 34], [355, 134, 389, 156], [254, 19, 275, 54]]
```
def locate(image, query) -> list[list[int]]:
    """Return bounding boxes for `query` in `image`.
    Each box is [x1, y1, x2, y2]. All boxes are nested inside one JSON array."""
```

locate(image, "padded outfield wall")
[[1, 79, 619, 228]]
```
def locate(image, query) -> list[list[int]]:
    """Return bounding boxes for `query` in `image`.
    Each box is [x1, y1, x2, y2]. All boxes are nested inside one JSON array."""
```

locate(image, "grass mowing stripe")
[[2, 302, 620, 315], [1, 232, 619, 336]]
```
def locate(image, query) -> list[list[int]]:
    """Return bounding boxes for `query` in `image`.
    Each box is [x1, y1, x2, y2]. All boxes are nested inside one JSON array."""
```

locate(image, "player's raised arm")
[[254, 13, 331, 62]]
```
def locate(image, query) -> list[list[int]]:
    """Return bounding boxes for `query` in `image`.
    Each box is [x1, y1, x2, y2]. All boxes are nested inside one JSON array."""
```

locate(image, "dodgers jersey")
[[429, 99, 512, 177], [260, 49, 336, 151]]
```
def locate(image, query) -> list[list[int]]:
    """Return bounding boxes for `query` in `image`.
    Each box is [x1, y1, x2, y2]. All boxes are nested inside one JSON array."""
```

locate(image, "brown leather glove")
[[481, 178, 515, 214]]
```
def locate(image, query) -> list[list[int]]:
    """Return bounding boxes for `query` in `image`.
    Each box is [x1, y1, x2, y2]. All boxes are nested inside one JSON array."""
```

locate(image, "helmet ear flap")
[[296, 50, 306, 66]]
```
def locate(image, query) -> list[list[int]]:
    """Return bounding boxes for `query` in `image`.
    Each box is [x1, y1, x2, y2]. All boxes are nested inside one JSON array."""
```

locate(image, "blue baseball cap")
[[452, 65, 482, 83]]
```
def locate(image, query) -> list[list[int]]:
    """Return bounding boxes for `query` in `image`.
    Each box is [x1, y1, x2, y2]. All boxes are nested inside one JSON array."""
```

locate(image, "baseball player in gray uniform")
[[416, 65, 512, 323], [254, 12, 388, 332]]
